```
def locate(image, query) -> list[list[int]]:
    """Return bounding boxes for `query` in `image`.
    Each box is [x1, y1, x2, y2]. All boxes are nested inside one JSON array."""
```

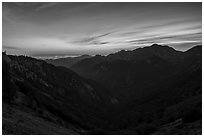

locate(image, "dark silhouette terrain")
[[2, 44, 202, 134], [46, 55, 91, 68]]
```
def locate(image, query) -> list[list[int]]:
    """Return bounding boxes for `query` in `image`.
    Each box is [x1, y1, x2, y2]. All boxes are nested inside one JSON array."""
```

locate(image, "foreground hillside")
[[2, 53, 115, 134], [2, 44, 202, 134], [3, 103, 79, 135]]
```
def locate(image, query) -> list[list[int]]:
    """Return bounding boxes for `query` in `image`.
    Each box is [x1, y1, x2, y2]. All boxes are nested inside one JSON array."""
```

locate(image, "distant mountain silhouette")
[[70, 44, 202, 134], [3, 44, 202, 135], [46, 55, 92, 68], [71, 44, 201, 101]]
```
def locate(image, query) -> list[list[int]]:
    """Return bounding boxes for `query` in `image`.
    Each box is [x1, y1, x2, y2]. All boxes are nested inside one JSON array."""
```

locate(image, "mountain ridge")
[[2, 44, 202, 134], [70, 44, 201, 102]]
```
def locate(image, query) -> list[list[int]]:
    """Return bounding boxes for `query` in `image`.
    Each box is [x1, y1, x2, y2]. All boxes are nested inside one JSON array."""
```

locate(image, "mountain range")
[[3, 44, 202, 134]]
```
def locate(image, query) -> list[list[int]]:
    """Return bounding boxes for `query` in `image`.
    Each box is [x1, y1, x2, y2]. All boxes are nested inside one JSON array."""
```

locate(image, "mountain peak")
[[146, 44, 177, 54], [151, 43, 161, 47], [150, 44, 174, 50]]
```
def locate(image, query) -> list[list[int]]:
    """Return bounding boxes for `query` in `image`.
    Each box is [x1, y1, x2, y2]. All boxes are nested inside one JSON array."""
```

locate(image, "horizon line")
[[2, 44, 201, 60]]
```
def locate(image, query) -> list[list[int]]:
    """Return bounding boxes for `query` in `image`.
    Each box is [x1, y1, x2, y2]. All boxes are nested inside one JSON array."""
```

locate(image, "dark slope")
[[70, 44, 201, 134], [2, 44, 202, 135], [70, 44, 200, 102], [45, 55, 91, 68], [2, 53, 116, 134]]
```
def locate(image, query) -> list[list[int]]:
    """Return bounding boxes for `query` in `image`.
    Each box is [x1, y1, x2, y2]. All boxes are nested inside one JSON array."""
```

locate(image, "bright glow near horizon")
[[2, 2, 202, 58]]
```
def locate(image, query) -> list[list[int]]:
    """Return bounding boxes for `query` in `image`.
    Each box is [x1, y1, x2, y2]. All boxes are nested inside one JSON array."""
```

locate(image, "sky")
[[2, 2, 202, 58]]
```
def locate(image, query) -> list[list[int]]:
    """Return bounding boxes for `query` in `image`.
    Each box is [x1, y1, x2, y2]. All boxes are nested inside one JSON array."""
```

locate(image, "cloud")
[[64, 3, 103, 13], [2, 2, 201, 56], [3, 45, 21, 50], [2, 45, 23, 55], [2, 3, 16, 24], [118, 18, 201, 37], [111, 19, 202, 49], [2, 2, 59, 24], [34, 3, 59, 11], [72, 32, 113, 46], [126, 32, 201, 48], [13, 2, 58, 11]]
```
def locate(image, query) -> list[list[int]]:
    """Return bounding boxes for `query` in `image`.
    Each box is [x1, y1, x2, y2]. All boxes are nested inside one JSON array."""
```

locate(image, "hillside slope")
[[2, 53, 115, 134], [2, 44, 202, 135]]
